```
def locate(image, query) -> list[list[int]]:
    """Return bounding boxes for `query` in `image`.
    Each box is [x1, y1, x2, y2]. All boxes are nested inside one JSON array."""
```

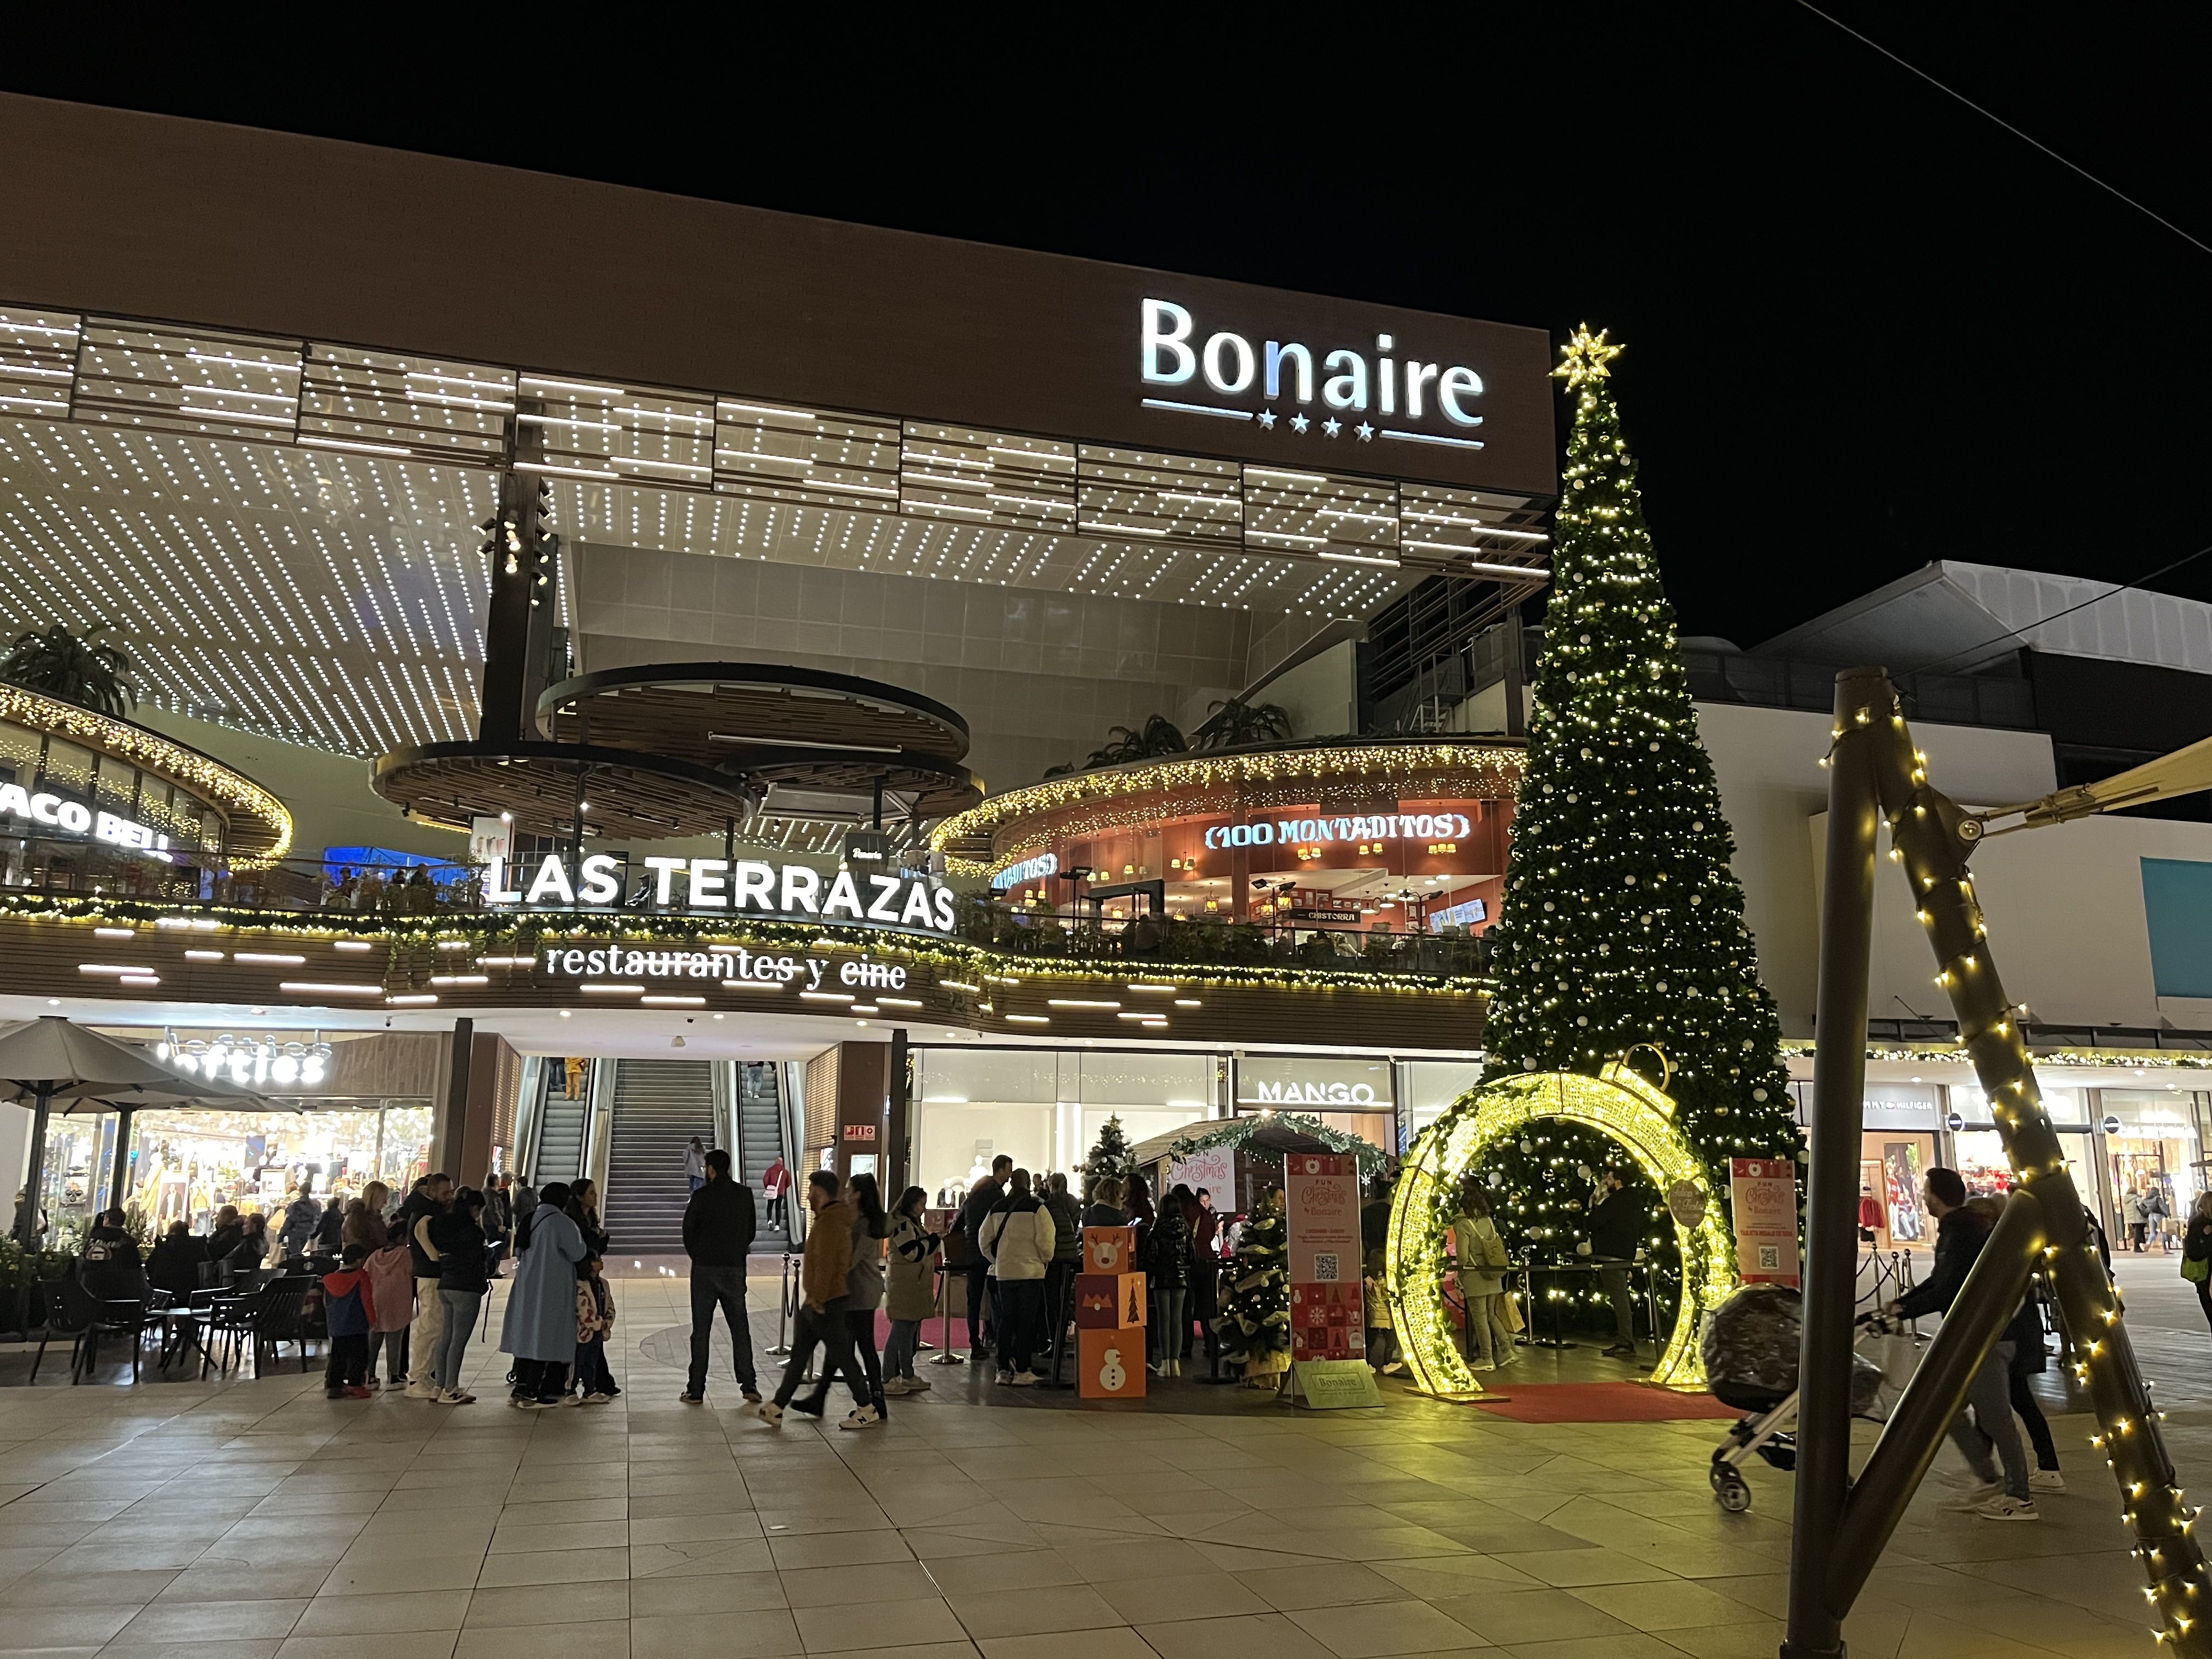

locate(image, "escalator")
[[739, 1061, 791, 1252]]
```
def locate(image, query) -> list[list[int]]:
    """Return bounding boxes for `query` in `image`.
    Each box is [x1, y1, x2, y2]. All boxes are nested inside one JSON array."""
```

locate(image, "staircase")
[[603, 1059, 716, 1254], [533, 1073, 589, 1185], [739, 1061, 791, 1252]]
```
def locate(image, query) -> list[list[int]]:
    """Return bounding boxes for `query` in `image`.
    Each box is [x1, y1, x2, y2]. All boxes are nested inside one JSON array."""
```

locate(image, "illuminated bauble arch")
[[1384, 1057, 1737, 1395]]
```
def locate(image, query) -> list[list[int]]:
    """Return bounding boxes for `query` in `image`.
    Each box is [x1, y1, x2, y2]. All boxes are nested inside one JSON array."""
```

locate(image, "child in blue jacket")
[[323, 1244, 379, 1398]]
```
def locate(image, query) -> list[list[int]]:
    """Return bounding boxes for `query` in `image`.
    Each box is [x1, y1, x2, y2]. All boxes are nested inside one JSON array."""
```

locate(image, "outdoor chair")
[[30, 1276, 148, 1384], [245, 1279, 315, 1375]]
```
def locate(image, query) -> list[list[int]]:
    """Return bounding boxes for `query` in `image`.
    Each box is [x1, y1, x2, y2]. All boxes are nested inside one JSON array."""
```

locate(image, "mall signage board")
[[0, 783, 171, 854], [538, 944, 915, 992], [1285, 1153, 1363, 1363], [486, 852, 958, 935], [1729, 1157, 1801, 1288], [1237, 1056, 1395, 1109], [1204, 809, 1475, 850]]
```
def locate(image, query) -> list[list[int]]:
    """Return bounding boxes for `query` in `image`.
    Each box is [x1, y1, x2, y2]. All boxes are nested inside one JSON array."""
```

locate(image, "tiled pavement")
[[0, 1260, 2204, 1659]]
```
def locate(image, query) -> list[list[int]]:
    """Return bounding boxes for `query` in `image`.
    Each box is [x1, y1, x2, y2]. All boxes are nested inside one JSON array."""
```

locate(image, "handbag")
[[2182, 1255, 2209, 1284], [1500, 1289, 1526, 1334]]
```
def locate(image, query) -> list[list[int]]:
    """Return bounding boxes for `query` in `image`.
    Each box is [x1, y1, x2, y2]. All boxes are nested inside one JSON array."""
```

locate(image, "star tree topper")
[[1554, 324, 1623, 387]]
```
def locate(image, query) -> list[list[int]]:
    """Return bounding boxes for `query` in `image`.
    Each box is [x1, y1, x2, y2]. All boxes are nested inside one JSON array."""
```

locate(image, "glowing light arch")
[[1384, 1062, 1737, 1395]]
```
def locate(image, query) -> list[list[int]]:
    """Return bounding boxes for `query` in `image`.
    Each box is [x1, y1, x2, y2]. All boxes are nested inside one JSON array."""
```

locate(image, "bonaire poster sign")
[[1730, 1157, 1801, 1288], [1285, 1153, 1363, 1362]]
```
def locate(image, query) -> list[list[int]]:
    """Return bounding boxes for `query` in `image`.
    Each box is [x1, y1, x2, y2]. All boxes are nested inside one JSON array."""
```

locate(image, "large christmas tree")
[[1083, 1115, 1135, 1194], [1476, 327, 1796, 1319]]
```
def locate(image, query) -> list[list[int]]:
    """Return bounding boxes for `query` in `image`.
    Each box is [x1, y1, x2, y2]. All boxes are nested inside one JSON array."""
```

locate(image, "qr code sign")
[[1758, 1245, 1782, 1271], [1312, 1254, 1339, 1281]]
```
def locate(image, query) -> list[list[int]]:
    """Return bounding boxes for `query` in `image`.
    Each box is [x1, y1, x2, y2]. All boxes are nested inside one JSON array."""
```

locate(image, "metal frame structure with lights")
[[1787, 667, 2212, 1659]]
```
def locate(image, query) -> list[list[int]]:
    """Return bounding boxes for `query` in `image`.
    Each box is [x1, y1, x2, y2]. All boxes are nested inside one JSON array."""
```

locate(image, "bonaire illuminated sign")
[[1141, 299, 1488, 450], [1203, 810, 1472, 850], [483, 854, 958, 935], [0, 783, 170, 854]]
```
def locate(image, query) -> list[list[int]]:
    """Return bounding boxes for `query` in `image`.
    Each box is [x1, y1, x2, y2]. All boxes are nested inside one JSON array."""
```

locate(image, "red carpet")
[[1466, 1382, 1743, 1423]]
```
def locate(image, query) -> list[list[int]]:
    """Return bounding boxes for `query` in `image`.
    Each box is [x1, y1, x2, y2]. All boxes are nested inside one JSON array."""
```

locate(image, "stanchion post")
[[928, 1252, 964, 1366], [767, 1251, 794, 1356]]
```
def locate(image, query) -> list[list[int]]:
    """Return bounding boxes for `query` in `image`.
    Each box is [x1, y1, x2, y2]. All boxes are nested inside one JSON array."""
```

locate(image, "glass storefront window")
[[118, 1104, 435, 1233], [2099, 1089, 2198, 1243], [1404, 1060, 1485, 1144], [911, 1049, 1214, 1205], [1953, 1128, 2094, 1206]]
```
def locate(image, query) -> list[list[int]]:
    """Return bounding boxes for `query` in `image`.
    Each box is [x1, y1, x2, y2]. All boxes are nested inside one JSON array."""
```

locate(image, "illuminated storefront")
[[937, 741, 1520, 939], [2097, 1089, 2200, 1230]]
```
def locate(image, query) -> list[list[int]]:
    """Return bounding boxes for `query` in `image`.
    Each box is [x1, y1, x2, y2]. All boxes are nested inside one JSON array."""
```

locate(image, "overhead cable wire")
[[1795, 2, 2212, 259]]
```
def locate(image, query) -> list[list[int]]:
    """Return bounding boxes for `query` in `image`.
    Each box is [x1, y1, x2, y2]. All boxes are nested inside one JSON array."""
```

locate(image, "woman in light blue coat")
[[500, 1182, 585, 1408]]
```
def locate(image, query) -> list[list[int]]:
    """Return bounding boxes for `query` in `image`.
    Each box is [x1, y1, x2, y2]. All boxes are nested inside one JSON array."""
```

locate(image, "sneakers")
[[1470, 1359, 1497, 1372], [1979, 1494, 2041, 1522], [995, 1368, 1014, 1385], [404, 1380, 441, 1399], [580, 1392, 614, 1405], [742, 1389, 762, 1406], [516, 1397, 561, 1410], [901, 1375, 930, 1392], [324, 1387, 347, 1400], [838, 1406, 883, 1431], [2030, 1469, 2066, 1493], [1940, 1481, 2005, 1511], [752, 1401, 785, 1429], [1008, 1370, 1039, 1387], [1601, 1342, 1635, 1359], [679, 1389, 705, 1404], [882, 1377, 914, 1396], [439, 1389, 476, 1405]]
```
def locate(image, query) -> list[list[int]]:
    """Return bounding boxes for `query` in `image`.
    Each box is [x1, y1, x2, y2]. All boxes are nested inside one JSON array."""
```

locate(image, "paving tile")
[[471, 1548, 631, 1589], [1093, 1572, 1270, 1624], [1288, 1599, 1498, 1657], [274, 1637, 457, 1659], [1134, 1612, 1338, 1659], [629, 1573, 788, 1616], [946, 1585, 1123, 1640], [630, 1613, 803, 1659], [1432, 1589, 1639, 1647], [461, 1582, 633, 1628], [452, 1621, 629, 1659], [0, 1607, 144, 1651], [794, 1598, 970, 1652], [978, 1634, 1154, 1659], [289, 1594, 471, 1636], [1565, 1581, 1773, 1633], [113, 1603, 307, 1643]]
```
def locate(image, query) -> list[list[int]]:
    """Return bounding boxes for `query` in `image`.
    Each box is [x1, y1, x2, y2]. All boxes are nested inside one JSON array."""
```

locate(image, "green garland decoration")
[[1163, 1111, 1389, 1174]]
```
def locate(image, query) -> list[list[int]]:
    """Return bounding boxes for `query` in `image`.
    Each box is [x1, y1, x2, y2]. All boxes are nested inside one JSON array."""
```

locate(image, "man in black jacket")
[[953, 1155, 1012, 1361], [1889, 1167, 2037, 1521], [681, 1149, 760, 1405], [399, 1172, 453, 1399], [1586, 1166, 1645, 1359]]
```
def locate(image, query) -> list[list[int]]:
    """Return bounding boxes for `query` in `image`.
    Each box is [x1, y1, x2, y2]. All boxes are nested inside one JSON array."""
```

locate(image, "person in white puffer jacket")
[[979, 1169, 1057, 1386]]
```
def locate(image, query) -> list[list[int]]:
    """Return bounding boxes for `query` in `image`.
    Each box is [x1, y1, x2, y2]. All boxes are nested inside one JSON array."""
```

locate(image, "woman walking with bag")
[[883, 1186, 939, 1396]]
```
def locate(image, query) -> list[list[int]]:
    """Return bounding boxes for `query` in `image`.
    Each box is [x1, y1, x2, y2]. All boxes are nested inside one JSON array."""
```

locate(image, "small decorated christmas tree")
[[1220, 1191, 1290, 1380], [1083, 1114, 1135, 1194]]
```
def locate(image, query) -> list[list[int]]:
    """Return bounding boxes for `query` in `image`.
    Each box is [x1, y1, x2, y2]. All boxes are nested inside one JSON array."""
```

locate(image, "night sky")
[[7, 7, 2208, 648]]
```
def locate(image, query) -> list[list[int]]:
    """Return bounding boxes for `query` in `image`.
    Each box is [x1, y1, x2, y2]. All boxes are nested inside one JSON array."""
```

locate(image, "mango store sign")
[[485, 853, 958, 935]]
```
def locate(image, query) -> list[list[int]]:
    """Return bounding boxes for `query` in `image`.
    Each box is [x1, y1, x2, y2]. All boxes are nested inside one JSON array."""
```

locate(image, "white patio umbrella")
[[0, 1016, 276, 1240]]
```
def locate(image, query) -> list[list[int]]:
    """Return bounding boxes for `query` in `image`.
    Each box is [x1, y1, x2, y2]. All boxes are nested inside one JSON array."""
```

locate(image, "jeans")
[[514, 1357, 568, 1401], [1951, 1341, 2031, 1501], [775, 1297, 862, 1410], [408, 1276, 444, 1385], [1153, 1285, 1187, 1367], [884, 1317, 922, 1380], [688, 1175, 704, 1194], [432, 1287, 482, 1393], [688, 1262, 758, 1395], [804, 1310, 883, 1414], [1597, 1262, 1636, 1347], [1462, 1285, 1515, 1365], [997, 1278, 1043, 1375], [369, 1327, 409, 1383], [1044, 1260, 1076, 1374], [325, 1331, 367, 1390], [965, 1261, 992, 1354], [2007, 1368, 2058, 1472]]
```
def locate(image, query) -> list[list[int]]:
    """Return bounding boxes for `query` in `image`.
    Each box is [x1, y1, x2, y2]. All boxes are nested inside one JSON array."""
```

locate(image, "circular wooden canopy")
[[371, 742, 760, 840], [538, 663, 970, 767]]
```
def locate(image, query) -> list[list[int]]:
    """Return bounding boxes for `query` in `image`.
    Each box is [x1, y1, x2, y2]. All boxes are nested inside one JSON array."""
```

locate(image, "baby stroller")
[[1701, 1284, 1896, 1513]]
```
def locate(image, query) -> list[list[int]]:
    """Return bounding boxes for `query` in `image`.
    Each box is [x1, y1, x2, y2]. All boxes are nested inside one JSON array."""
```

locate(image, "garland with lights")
[[0, 684, 294, 865], [1218, 1191, 1290, 1379], [0, 891, 1492, 998], [1164, 1111, 1389, 1175], [1474, 328, 1797, 1331], [932, 740, 1523, 879]]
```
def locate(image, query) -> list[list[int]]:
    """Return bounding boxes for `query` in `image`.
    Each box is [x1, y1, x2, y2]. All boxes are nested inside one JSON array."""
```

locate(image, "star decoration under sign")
[[1355, 422, 1375, 441], [1290, 413, 1310, 433], [1322, 417, 1341, 437], [1257, 409, 1277, 430]]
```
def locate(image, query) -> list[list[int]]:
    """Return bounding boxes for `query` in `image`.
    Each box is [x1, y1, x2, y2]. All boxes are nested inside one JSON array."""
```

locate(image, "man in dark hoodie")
[[1890, 1167, 2038, 1521], [680, 1148, 759, 1406]]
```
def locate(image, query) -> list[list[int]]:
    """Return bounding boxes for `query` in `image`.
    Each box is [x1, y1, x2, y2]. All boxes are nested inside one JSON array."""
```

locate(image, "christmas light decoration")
[[1473, 326, 1794, 1330], [1386, 1062, 1733, 1396], [0, 683, 292, 865], [1164, 1111, 1390, 1174], [931, 741, 1522, 879]]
